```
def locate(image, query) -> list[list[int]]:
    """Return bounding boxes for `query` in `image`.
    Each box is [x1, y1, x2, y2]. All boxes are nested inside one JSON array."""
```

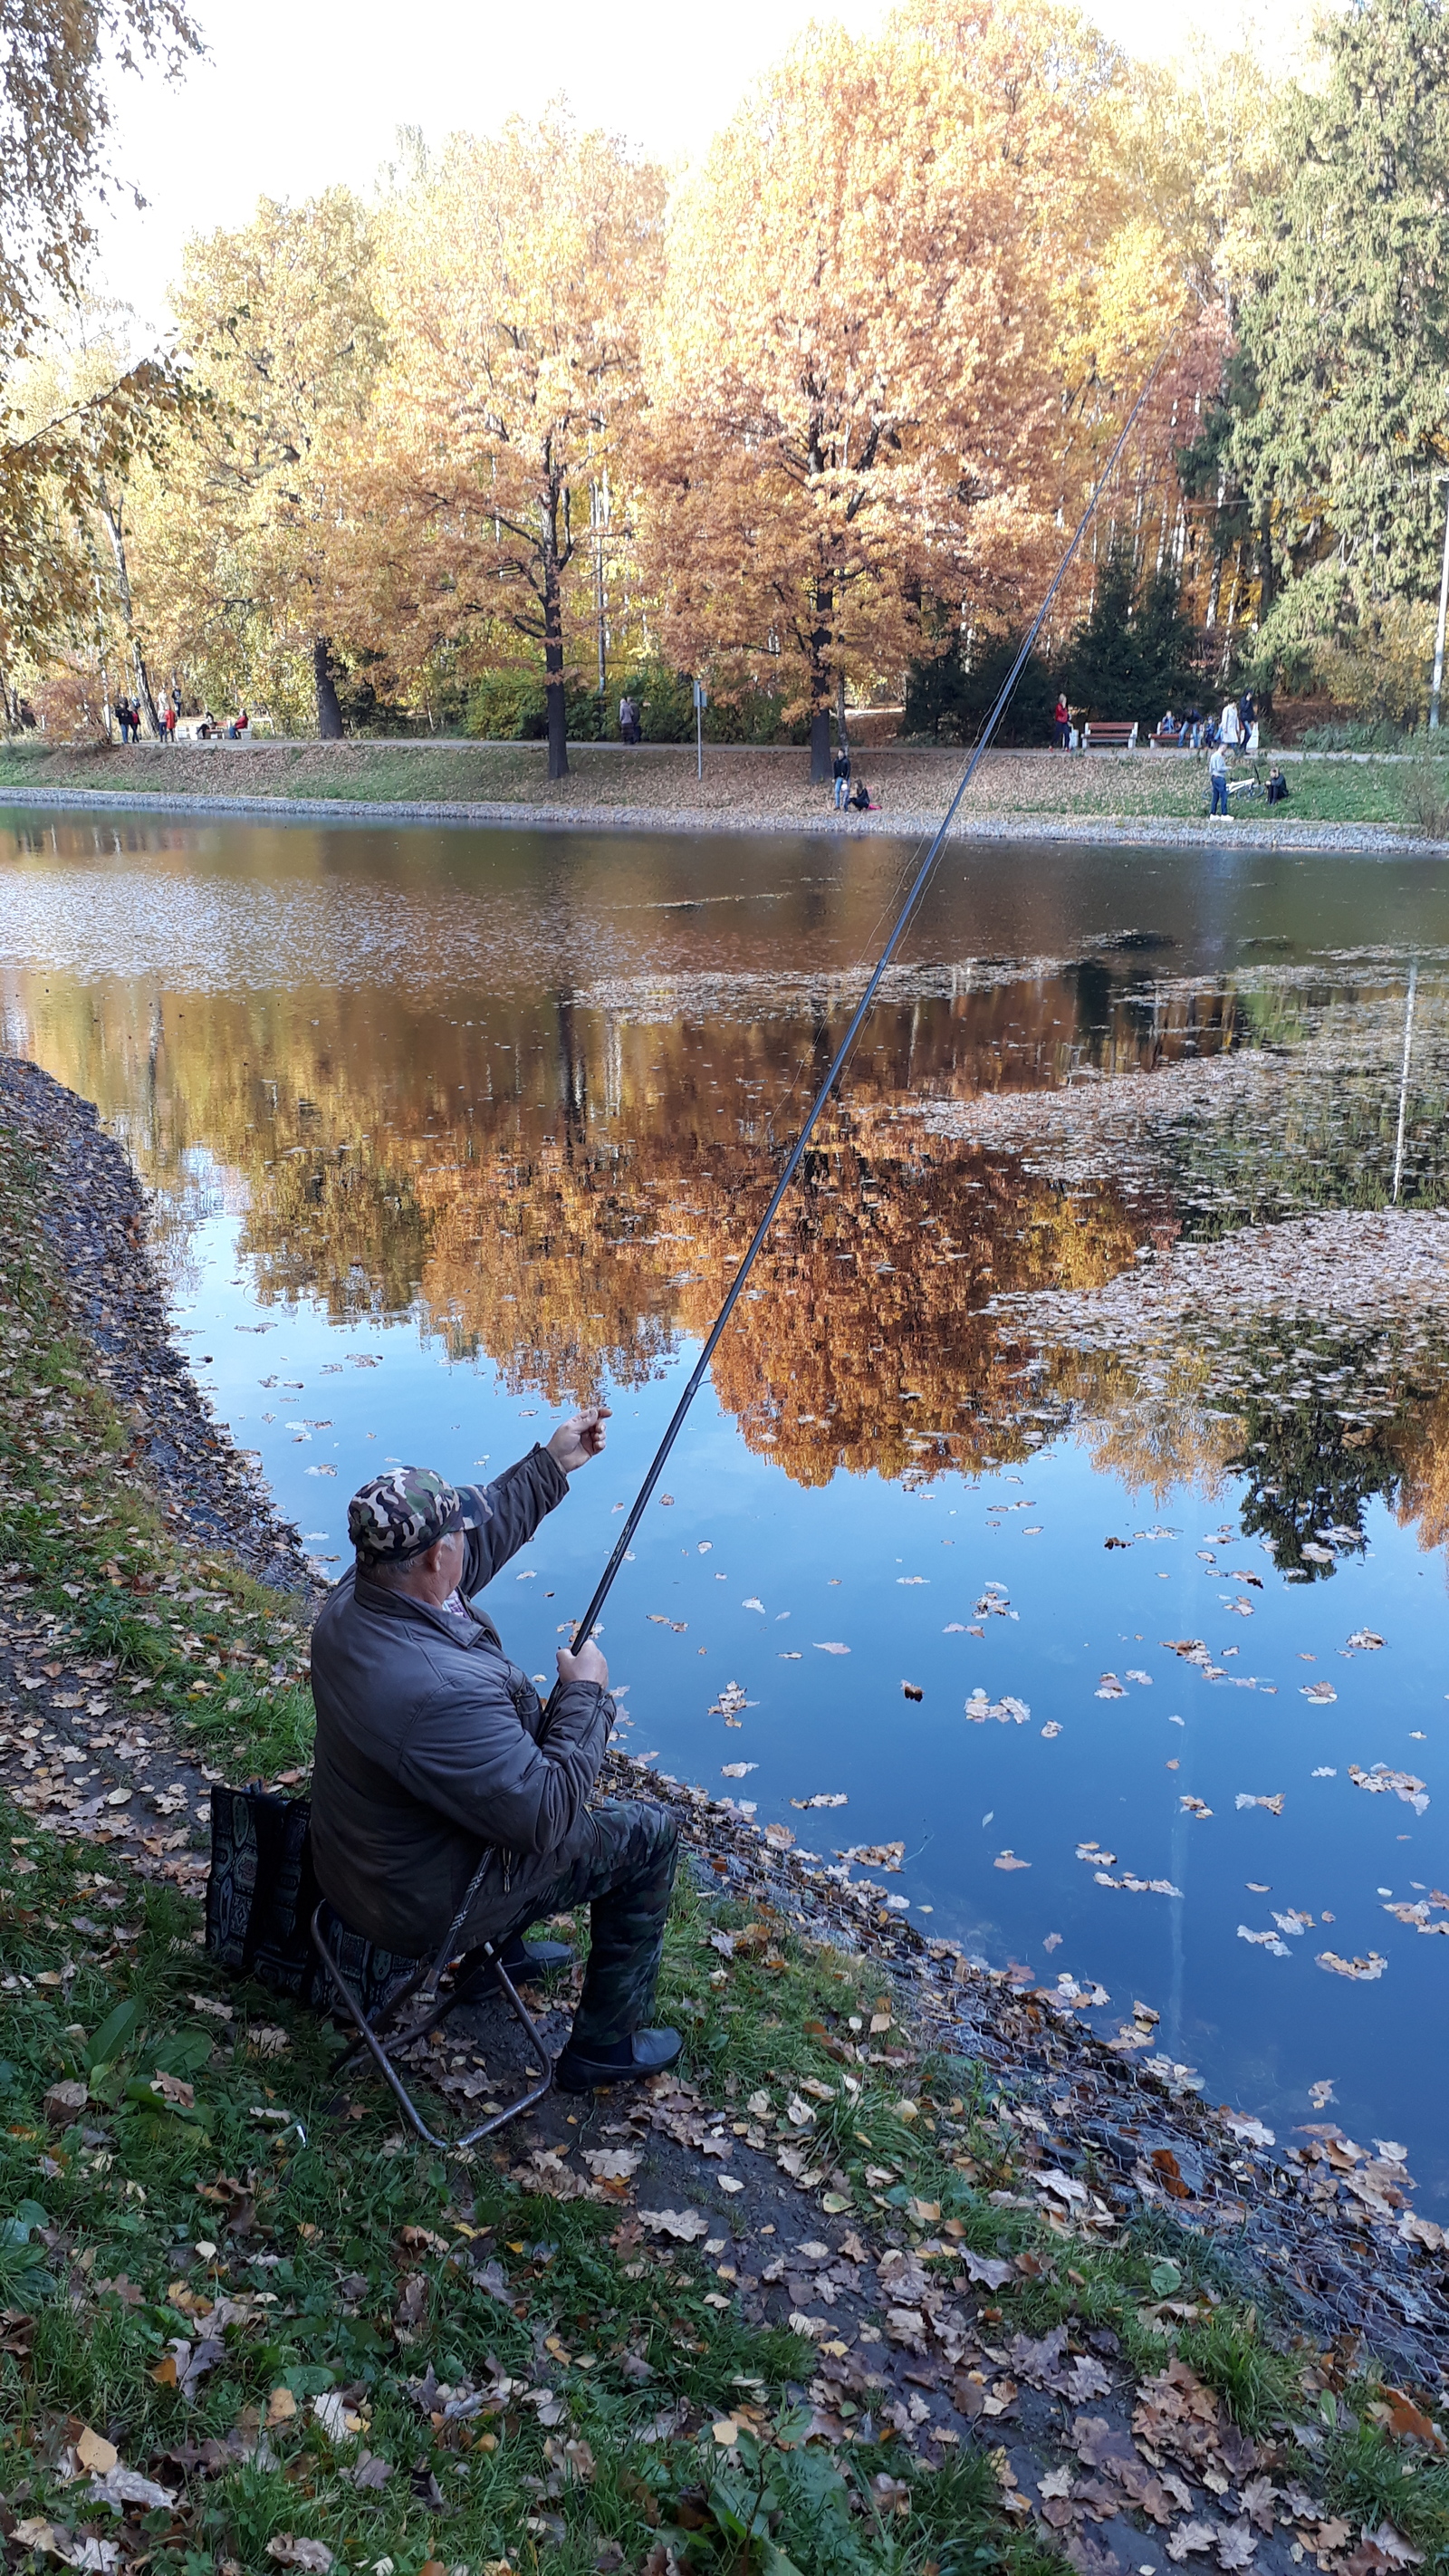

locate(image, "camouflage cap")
[[348, 1466, 479, 1562]]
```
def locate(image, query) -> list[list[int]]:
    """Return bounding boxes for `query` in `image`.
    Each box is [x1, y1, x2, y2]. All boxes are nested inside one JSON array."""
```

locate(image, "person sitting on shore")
[[308, 1423, 684, 2093], [1267, 764, 1289, 804], [848, 778, 874, 810]]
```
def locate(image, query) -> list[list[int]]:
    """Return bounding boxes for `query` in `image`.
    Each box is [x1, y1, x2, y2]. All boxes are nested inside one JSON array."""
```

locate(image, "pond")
[[2, 805, 1446, 2205]]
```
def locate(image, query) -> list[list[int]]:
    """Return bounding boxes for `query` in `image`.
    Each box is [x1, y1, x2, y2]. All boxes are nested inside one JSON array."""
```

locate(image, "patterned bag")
[[206, 1782, 421, 2021], [206, 1782, 323, 2002]]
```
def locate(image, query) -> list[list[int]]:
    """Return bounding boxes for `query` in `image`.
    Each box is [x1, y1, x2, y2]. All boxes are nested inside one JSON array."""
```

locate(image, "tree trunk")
[[132, 645, 161, 735], [98, 484, 161, 735], [543, 546, 569, 782], [809, 577, 834, 784], [314, 637, 344, 738]]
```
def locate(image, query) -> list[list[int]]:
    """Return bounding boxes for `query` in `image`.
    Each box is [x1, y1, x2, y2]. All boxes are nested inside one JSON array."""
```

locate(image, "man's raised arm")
[[460, 1405, 610, 1590]]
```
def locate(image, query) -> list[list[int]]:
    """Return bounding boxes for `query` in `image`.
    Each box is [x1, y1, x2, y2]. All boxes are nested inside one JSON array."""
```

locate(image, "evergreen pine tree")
[[1063, 550, 1199, 722], [1233, 0, 1449, 675]]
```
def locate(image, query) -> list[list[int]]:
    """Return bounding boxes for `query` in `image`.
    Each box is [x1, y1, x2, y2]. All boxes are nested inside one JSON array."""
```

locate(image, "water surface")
[[2, 808, 1446, 2202]]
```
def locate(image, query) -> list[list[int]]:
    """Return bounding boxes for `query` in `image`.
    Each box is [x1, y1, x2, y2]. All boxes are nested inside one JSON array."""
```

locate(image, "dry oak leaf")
[[1067, 2539, 1128, 2576], [884, 2305, 929, 2349], [1382, 2389, 1444, 2449], [959, 2249, 1013, 2290], [266, 2543, 333, 2573], [637, 2207, 709, 2242], [1166, 2524, 1218, 2562], [1343, 2527, 1423, 2576], [582, 2148, 642, 2180], [1241, 2478, 1280, 2533], [1071, 2417, 1138, 2475], [1215, 2523, 1258, 2570]]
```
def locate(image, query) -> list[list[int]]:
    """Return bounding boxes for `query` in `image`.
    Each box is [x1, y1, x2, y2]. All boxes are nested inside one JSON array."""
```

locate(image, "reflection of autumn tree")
[[1392, 1389, 1449, 1577], [1047, 1345, 1244, 1503], [681, 1119, 1142, 1484]]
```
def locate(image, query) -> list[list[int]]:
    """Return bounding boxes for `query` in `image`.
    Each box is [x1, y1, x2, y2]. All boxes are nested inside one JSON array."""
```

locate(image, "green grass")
[[0, 730, 1441, 832]]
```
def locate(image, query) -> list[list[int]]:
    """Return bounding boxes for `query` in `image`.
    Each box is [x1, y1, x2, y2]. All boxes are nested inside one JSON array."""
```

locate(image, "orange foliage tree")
[[335, 116, 664, 777], [638, 0, 1141, 780]]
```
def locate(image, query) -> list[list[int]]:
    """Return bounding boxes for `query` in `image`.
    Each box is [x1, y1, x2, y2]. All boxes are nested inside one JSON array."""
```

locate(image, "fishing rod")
[[557, 328, 1180, 1677]]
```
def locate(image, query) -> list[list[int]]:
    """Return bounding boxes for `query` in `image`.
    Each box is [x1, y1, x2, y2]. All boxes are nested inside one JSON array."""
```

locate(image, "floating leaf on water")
[[1316, 1949, 1388, 1981]]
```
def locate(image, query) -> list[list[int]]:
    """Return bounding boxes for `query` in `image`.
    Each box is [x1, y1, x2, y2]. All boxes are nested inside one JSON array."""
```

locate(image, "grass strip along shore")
[[0, 736, 1444, 847], [0, 1061, 1447, 2576]]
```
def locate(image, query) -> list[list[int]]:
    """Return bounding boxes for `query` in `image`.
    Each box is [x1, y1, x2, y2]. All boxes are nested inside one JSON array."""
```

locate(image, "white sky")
[[94, 0, 1175, 334]]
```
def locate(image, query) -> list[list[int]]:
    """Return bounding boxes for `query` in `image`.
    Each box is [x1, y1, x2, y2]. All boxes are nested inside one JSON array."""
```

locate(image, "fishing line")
[[557, 325, 1182, 1677]]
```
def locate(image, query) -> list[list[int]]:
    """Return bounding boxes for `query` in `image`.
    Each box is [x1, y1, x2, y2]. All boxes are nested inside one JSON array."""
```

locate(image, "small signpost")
[[694, 677, 707, 780]]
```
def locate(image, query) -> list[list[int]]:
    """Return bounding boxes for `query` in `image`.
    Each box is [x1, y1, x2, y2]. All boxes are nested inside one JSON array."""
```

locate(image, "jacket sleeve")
[[458, 1446, 569, 1592], [396, 1663, 610, 1859]]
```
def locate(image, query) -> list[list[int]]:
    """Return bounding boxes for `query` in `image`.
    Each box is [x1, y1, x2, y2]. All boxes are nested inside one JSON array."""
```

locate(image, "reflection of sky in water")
[[1, 806, 1447, 2206]]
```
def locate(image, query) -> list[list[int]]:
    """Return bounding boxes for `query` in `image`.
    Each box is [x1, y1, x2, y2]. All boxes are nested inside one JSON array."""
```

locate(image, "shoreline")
[[1, 1053, 1445, 2390], [1, 774, 1444, 855]]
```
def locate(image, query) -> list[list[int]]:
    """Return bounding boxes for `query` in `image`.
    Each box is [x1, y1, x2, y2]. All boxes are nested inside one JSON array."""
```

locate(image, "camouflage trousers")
[[465, 1797, 680, 2052]]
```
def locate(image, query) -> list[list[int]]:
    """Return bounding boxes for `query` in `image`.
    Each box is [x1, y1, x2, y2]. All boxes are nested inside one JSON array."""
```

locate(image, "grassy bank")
[[2, 1079, 1446, 2576], [0, 734, 1437, 836]]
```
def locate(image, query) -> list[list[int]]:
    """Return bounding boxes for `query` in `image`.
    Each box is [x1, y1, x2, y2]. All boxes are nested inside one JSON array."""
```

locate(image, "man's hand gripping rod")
[[549, 332, 1179, 1705]]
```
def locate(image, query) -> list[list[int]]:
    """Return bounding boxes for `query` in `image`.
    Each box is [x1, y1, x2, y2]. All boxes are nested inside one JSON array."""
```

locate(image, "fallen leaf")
[[637, 2208, 709, 2243], [1215, 2523, 1257, 2570], [266, 2542, 334, 2573], [1166, 2523, 1217, 2563], [1316, 1950, 1387, 1982]]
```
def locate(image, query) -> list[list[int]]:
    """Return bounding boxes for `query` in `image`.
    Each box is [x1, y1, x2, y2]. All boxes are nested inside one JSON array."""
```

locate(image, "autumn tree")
[[5, 300, 194, 730], [0, 0, 199, 704], [136, 188, 386, 733], [640, 0, 1141, 782], [337, 115, 664, 778]]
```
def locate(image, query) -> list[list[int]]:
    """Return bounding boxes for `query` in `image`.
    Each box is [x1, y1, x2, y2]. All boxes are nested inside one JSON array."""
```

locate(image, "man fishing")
[[309, 1406, 682, 2091]]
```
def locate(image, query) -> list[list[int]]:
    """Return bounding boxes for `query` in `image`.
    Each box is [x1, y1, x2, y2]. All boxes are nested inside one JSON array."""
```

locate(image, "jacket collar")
[[351, 1566, 499, 1648]]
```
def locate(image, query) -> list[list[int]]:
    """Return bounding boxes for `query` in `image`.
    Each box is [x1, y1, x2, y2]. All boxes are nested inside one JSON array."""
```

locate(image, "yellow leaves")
[[339, 116, 664, 697]]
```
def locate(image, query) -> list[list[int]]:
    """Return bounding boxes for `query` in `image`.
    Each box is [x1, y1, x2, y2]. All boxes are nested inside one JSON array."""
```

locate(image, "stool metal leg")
[[310, 1905, 552, 2148]]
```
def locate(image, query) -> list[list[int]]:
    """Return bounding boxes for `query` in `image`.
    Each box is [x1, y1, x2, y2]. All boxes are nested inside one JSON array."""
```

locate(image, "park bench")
[[1149, 727, 1192, 748], [1082, 720, 1138, 750]]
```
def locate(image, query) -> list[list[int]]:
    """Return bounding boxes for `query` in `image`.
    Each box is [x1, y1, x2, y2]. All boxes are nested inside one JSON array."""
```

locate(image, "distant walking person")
[[164, 697, 178, 743], [1209, 743, 1230, 815], [1220, 698, 1242, 749], [832, 741, 851, 808], [1053, 689, 1070, 749], [619, 691, 640, 745]]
